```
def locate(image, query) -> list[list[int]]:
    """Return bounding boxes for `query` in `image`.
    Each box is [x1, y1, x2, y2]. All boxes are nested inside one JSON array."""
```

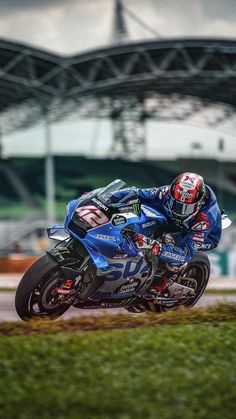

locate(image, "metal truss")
[[0, 38, 236, 157], [110, 102, 147, 159]]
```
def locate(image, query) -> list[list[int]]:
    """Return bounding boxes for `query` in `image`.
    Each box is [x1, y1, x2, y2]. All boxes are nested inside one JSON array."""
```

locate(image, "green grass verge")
[[1, 302, 236, 336], [0, 304, 236, 418], [205, 289, 236, 295]]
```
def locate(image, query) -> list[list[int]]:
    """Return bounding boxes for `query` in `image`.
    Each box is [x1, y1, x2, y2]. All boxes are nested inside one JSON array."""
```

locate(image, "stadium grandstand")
[[0, 0, 236, 253]]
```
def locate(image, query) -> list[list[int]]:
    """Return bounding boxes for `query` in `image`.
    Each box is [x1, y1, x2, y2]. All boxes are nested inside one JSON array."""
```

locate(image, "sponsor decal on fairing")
[[111, 215, 127, 226], [162, 251, 185, 262], [101, 298, 136, 308], [114, 278, 141, 295], [142, 221, 157, 228], [118, 204, 140, 216], [114, 253, 129, 259], [94, 234, 116, 241], [92, 198, 108, 211], [102, 259, 149, 281], [74, 205, 109, 228]]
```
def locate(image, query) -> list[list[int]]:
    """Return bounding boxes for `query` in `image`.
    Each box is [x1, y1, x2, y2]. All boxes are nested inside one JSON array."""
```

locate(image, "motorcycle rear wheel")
[[142, 253, 210, 313]]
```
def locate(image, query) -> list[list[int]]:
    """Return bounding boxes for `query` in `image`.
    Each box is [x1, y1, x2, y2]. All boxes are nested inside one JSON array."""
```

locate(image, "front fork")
[[47, 239, 88, 299]]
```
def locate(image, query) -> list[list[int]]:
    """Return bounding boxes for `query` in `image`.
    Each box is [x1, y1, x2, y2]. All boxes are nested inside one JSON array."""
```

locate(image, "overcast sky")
[[0, 0, 236, 54], [0, 0, 236, 159]]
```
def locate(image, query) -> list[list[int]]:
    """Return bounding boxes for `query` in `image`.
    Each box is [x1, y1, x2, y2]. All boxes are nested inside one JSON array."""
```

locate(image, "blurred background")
[[0, 0, 235, 277]]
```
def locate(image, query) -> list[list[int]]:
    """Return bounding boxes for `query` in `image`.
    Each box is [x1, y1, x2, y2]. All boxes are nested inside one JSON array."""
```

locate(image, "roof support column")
[[44, 112, 56, 223], [0, 124, 3, 159], [110, 101, 147, 160]]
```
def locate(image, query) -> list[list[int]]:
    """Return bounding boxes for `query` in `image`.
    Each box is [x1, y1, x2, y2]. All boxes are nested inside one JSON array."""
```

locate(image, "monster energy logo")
[[56, 247, 70, 255], [119, 202, 141, 216], [132, 203, 141, 216], [101, 297, 136, 308], [118, 297, 136, 307]]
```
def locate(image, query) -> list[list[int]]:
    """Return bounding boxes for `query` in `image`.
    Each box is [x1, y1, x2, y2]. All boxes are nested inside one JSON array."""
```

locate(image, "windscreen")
[[97, 179, 127, 204]]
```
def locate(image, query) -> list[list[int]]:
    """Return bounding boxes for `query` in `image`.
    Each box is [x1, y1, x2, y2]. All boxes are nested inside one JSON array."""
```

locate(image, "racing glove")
[[134, 234, 162, 256]]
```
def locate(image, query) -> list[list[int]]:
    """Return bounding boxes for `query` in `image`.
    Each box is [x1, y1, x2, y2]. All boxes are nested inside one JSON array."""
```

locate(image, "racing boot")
[[165, 262, 188, 281], [151, 262, 187, 294], [151, 265, 168, 293], [133, 234, 166, 293]]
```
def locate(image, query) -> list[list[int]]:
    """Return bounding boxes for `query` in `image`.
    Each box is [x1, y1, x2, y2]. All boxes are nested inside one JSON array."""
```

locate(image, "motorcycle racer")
[[109, 172, 222, 290], [16, 175, 226, 319]]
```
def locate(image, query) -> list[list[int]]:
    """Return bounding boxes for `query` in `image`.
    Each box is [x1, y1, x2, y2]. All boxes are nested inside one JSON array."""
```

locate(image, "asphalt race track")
[[1, 292, 236, 321]]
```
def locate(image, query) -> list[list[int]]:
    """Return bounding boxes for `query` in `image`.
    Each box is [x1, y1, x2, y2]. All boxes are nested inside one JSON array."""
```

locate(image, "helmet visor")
[[169, 197, 199, 220]]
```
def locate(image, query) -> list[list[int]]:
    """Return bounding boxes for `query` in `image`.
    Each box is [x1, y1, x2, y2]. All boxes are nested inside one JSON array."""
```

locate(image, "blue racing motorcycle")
[[15, 179, 226, 320]]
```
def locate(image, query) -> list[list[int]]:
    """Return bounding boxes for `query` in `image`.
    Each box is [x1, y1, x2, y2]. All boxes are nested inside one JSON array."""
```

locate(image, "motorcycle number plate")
[[74, 205, 109, 228]]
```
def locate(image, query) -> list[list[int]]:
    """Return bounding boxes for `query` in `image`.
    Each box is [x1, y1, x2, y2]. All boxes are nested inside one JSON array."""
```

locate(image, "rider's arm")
[[158, 232, 208, 265], [159, 212, 221, 265], [136, 186, 169, 206], [110, 186, 168, 206], [107, 188, 138, 203]]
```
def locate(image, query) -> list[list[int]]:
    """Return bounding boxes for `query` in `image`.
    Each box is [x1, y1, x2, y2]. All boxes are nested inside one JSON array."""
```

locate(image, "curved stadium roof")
[[0, 37, 235, 133]]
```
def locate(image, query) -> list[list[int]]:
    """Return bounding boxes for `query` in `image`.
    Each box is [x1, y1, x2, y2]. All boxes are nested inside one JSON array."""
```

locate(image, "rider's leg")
[[151, 262, 187, 292]]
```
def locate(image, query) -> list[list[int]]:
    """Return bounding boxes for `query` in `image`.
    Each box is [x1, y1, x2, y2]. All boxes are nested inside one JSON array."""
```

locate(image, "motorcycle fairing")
[[60, 182, 169, 298], [65, 204, 167, 267], [90, 255, 151, 299]]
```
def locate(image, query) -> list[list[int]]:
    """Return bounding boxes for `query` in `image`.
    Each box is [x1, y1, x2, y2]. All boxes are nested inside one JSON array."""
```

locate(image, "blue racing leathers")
[[110, 185, 222, 266]]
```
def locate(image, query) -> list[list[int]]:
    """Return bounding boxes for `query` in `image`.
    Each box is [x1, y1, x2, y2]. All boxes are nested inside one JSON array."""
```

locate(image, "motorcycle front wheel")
[[15, 254, 73, 320]]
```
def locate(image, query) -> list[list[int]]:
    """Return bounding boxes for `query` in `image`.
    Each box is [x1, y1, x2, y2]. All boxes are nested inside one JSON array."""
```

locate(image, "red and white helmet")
[[168, 172, 206, 223]]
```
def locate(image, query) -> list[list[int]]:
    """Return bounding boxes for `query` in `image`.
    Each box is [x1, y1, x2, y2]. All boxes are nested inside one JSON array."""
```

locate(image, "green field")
[[0, 306, 236, 419]]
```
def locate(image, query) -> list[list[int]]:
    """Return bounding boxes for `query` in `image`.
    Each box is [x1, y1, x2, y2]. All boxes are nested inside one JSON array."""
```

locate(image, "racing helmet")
[[168, 172, 206, 223]]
